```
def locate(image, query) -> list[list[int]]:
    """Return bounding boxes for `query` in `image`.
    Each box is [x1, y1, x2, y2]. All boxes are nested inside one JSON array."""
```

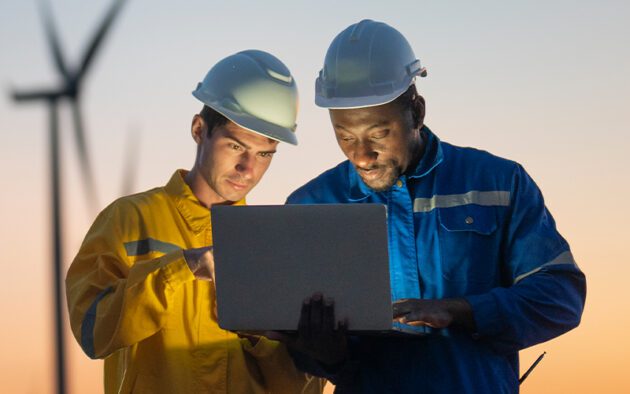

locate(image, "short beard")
[[359, 165, 402, 192]]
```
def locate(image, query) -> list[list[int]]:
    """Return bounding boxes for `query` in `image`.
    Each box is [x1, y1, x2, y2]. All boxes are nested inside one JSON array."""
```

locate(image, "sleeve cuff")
[[241, 336, 282, 358], [464, 290, 506, 338], [160, 250, 196, 290]]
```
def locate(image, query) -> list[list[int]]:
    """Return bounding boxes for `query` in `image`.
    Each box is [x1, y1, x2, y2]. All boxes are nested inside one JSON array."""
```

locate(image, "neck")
[[403, 127, 426, 175], [184, 167, 225, 208]]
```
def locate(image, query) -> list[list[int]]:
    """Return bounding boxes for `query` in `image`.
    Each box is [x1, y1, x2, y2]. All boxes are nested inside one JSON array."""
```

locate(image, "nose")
[[235, 152, 255, 179], [353, 140, 378, 169]]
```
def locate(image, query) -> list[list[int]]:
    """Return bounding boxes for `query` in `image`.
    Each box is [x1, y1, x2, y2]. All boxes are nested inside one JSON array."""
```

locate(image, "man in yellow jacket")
[[66, 50, 323, 393]]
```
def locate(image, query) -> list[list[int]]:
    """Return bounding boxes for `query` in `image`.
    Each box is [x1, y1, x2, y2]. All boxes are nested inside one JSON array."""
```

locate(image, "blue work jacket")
[[286, 126, 586, 393]]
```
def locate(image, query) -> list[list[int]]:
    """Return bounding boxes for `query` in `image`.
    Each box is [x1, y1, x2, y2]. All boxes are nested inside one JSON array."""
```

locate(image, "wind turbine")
[[11, 0, 128, 393]]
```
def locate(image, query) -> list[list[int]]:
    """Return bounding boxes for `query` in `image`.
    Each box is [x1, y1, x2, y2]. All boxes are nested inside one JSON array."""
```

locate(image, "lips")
[[226, 179, 248, 190], [358, 167, 384, 181]]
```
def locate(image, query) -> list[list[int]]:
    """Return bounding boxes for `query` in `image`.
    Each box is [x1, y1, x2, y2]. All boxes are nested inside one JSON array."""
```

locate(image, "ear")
[[415, 95, 426, 129], [191, 114, 205, 144]]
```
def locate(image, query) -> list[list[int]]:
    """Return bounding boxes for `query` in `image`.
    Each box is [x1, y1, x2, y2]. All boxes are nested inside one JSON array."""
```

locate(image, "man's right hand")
[[183, 247, 215, 281], [267, 292, 348, 366]]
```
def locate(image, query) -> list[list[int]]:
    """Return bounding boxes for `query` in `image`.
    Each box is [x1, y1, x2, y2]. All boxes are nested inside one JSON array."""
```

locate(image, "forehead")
[[214, 121, 279, 148], [329, 100, 405, 130]]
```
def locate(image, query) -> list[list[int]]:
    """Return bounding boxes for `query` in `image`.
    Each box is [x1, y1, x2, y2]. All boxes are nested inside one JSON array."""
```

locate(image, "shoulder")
[[441, 141, 519, 172], [286, 161, 352, 204], [436, 141, 548, 210], [437, 141, 523, 191], [95, 186, 166, 228]]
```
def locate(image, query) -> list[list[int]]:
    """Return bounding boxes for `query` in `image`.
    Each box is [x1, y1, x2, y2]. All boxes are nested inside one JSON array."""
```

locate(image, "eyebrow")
[[227, 136, 250, 149], [227, 136, 277, 154], [335, 121, 391, 132]]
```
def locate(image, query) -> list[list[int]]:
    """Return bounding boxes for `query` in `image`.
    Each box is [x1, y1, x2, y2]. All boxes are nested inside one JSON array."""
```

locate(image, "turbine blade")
[[12, 88, 62, 102], [38, 0, 70, 80], [120, 127, 140, 196], [70, 99, 100, 214], [76, 0, 127, 81]]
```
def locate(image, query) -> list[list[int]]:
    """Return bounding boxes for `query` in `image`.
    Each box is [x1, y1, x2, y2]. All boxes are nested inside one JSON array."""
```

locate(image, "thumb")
[[263, 330, 299, 347]]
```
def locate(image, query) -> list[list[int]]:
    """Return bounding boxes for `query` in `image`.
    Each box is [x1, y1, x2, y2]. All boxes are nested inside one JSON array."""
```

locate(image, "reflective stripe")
[[81, 286, 113, 359], [124, 238, 180, 256], [413, 190, 511, 213], [513, 251, 577, 284]]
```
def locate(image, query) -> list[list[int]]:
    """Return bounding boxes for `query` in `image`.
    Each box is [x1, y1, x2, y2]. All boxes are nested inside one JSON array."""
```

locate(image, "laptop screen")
[[211, 204, 394, 331]]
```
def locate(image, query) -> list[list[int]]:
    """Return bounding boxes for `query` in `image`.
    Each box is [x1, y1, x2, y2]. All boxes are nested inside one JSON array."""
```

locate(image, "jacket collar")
[[348, 125, 443, 201], [165, 170, 246, 234], [409, 125, 444, 179]]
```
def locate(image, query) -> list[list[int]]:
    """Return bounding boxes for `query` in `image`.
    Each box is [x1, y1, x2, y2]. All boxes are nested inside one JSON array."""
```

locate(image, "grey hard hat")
[[315, 20, 426, 109], [193, 50, 299, 145]]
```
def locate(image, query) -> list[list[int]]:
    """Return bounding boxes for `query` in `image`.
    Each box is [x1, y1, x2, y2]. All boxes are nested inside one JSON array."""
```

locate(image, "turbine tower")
[[11, 1, 128, 393]]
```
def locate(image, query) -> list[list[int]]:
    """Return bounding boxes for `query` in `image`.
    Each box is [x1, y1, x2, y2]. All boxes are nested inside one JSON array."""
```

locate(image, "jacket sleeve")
[[241, 337, 326, 393], [465, 164, 586, 354], [65, 200, 195, 359]]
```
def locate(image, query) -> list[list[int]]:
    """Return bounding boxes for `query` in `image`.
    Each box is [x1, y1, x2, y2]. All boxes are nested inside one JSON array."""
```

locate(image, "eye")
[[228, 143, 243, 151], [338, 135, 355, 142], [371, 129, 389, 140], [258, 152, 275, 158]]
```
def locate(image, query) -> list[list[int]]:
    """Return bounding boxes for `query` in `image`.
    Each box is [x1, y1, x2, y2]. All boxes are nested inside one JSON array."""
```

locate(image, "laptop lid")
[[210, 203, 395, 332]]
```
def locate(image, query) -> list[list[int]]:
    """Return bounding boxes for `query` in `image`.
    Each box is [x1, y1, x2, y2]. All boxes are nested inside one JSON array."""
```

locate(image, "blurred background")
[[1, 0, 628, 392]]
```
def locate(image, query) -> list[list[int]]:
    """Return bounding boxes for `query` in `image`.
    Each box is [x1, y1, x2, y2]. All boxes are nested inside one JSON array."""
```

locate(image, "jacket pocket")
[[437, 205, 500, 285]]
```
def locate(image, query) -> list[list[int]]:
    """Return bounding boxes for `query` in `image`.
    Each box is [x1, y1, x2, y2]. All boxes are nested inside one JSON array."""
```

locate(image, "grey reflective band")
[[513, 251, 577, 284], [124, 238, 180, 256], [81, 286, 113, 359], [413, 190, 511, 213]]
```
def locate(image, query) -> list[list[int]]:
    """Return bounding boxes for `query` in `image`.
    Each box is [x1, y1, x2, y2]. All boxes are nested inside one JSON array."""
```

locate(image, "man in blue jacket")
[[284, 20, 586, 393]]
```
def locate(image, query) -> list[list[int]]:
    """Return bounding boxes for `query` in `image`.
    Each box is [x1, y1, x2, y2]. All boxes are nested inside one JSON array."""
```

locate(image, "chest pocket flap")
[[438, 205, 498, 234]]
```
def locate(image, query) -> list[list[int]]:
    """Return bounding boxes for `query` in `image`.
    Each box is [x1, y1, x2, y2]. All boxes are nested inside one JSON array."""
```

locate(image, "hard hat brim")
[[315, 75, 415, 110], [315, 88, 404, 110], [194, 90, 298, 145]]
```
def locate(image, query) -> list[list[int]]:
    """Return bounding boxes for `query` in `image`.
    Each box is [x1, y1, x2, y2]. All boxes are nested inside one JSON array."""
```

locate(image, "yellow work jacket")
[[66, 170, 323, 394]]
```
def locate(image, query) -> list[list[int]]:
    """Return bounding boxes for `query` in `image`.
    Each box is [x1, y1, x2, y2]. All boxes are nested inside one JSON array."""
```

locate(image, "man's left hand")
[[392, 298, 475, 331]]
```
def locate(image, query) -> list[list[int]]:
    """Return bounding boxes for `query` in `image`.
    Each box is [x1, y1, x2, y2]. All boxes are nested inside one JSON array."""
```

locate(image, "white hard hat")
[[193, 50, 299, 145], [315, 19, 427, 109]]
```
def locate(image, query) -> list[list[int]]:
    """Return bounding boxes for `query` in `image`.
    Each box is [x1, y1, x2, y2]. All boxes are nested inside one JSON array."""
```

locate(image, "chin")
[[363, 178, 396, 192], [216, 189, 246, 203], [228, 192, 248, 202], [362, 171, 399, 192]]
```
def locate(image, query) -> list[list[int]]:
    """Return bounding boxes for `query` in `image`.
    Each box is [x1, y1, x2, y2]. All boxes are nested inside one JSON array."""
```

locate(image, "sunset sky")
[[1, 0, 628, 392]]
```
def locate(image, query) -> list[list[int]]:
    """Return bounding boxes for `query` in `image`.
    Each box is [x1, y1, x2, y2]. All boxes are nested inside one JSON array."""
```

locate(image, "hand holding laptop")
[[393, 298, 475, 331], [267, 292, 348, 366]]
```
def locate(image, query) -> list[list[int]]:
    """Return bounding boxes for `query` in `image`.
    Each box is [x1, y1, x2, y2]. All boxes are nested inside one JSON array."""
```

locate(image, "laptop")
[[210, 203, 428, 335]]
